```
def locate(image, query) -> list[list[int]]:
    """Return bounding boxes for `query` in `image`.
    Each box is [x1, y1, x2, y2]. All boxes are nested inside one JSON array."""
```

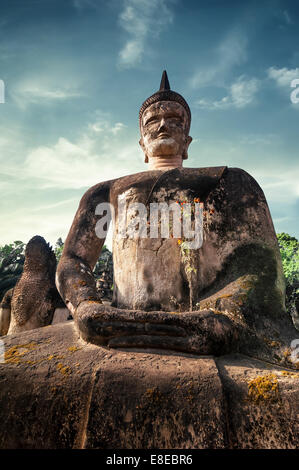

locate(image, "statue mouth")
[[157, 133, 171, 139]]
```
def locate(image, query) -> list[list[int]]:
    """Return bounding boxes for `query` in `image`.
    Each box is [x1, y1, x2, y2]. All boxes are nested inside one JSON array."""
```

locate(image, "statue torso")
[[109, 167, 226, 311]]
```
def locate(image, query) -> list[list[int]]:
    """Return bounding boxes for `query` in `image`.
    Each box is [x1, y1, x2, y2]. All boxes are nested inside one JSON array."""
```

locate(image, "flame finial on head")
[[159, 70, 170, 91], [139, 70, 191, 132]]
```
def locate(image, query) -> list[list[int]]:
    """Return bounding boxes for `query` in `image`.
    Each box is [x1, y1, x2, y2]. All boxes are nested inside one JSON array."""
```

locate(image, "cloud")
[[18, 115, 140, 189], [190, 29, 248, 89], [12, 78, 83, 108], [239, 134, 276, 146], [189, 137, 299, 207], [267, 67, 299, 88], [88, 118, 126, 135], [283, 10, 292, 25], [118, 0, 174, 68], [257, 171, 299, 205], [196, 76, 259, 110], [0, 114, 142, 246]]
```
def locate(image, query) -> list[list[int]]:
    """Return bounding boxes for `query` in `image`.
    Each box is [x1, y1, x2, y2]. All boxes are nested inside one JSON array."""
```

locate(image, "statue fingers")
[[108, 335, 190, 351], [95, 321, 186, 338]]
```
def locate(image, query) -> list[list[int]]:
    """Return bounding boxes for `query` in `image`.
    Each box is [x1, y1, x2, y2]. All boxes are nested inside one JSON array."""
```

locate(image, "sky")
[[0, 0, 298, 251]]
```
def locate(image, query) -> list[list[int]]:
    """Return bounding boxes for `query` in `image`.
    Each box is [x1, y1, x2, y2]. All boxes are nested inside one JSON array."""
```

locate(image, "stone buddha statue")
[[56, 71, 297, 364]]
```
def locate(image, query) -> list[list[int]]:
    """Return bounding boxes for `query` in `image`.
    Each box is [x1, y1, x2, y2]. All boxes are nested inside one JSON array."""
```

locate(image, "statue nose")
[[158, 118, 167, 132]]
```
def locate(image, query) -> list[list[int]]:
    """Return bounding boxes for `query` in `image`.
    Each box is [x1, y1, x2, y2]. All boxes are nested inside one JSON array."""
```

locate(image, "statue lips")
[[156, 133, 171, 140]]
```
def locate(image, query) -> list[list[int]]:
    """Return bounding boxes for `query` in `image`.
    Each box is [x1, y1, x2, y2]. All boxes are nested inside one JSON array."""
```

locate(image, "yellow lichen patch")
[[5, 342, 37, 364], [281, 371, 299, 378], [57, 363, 72, 376], [67, 346, 82, 353], [47, 354, 65, 361], [217, 294, 233, 300], [247, 373, 279, 404], [263, 338, 281, 348], [209, 308, 225, 315]]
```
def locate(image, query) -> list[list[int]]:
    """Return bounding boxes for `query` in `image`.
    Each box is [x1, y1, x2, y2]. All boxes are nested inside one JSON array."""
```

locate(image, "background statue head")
[[24, 235, 56, 274], [139, 71, 192, 167]]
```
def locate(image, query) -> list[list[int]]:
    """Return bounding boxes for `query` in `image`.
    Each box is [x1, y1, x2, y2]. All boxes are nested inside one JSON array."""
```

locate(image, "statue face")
[[140, 101, 192, 162]]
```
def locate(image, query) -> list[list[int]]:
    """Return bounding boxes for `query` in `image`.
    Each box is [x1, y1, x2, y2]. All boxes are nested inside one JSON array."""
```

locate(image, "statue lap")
[[0, 321, 298, 449]]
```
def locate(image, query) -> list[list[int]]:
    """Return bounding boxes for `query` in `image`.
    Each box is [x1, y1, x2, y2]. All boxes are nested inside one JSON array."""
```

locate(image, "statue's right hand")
[[74, 300, 187, 347], [74, 300, 238, 355]]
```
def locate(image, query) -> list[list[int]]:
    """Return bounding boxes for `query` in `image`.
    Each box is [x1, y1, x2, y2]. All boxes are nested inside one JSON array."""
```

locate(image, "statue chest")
[[111, 183, 203, 312]]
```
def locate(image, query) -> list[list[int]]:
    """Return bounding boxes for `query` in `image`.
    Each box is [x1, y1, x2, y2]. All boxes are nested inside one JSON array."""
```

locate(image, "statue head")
[[25, 235, 56, 272], [139, 71, 192, 167]]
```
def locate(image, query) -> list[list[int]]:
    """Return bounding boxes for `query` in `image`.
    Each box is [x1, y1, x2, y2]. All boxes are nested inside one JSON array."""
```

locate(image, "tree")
[[53, 239, 112, 276], [93, 245, 113, 279], [54, 237, 64, 262], [0, 241, 25, 301], [277, 232, 299, 319]]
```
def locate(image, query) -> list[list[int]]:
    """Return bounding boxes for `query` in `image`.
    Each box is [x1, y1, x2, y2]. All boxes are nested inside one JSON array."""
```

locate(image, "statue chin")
[[148, 138, 179, 158]]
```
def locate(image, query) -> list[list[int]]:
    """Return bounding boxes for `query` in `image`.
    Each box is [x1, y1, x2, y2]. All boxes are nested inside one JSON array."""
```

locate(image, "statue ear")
[[139, 138, 148, 163], [183, 135, 192, 160]]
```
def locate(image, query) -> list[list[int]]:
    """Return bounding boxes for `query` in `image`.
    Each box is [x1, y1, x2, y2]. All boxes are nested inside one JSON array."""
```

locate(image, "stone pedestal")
[[0, 322, 298, 449]]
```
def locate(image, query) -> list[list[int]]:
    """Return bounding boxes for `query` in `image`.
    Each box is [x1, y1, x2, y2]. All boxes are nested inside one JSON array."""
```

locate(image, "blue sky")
[[0, 0, 298, 250]]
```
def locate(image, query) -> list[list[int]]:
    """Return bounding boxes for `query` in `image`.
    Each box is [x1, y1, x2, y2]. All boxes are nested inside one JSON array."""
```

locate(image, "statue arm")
[[56, 182, 110, 314], [198, 168, 290, 359]]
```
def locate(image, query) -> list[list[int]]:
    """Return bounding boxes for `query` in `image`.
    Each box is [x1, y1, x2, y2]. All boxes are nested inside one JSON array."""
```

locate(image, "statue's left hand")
[[75, 301, 238, 355]]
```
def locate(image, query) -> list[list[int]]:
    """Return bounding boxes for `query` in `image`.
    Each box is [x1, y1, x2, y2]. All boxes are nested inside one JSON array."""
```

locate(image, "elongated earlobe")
[[183, 136, 192, 160], [139, 138, 149, 163]]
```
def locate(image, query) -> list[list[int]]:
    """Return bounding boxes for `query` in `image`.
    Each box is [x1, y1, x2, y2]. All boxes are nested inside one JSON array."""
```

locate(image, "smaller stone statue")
[[1, 236, 61, 334]]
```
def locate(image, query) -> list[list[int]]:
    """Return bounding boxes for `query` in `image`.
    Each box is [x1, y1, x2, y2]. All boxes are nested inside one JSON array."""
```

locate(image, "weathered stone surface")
[[0, 321, 298, 449], [85, 352, 226, 449], [216, 355, 299, 449]]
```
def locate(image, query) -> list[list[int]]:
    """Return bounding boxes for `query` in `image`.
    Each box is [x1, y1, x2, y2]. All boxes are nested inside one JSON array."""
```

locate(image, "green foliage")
[[277, 232, 299, 284], [54, 237, 64, 262], [0, 241, 25, 301], [53, 238, 112, 280], [0, 237, 114, 303], [93, 245, 113, 279], [277, 232, 299, 317]]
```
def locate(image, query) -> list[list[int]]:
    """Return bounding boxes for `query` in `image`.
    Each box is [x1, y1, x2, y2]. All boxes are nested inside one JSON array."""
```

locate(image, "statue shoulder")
[[78, 179, 114, 209], [222, 167, 266, 199]]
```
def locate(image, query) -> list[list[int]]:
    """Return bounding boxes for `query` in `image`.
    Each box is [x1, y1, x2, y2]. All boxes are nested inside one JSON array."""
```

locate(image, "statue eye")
[[146, 119, 158, 126]]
